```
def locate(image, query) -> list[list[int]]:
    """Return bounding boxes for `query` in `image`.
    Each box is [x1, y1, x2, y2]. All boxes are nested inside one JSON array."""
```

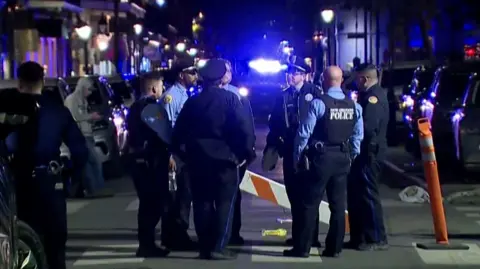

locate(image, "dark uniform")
[[224, 84, 256, 244], [171, 59, 255, 260], [126, 91, 170, 257], [264, 63, 322, 246], [7, 87, 88, 269], [289, 86, 363, 257], [347, 82, 389, 251]]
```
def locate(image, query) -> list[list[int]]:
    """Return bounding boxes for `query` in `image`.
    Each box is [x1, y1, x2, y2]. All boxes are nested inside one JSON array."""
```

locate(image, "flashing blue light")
[[464, 23, 474, 31], [465, 37, 477, 46], [409, 39, 423, 48]]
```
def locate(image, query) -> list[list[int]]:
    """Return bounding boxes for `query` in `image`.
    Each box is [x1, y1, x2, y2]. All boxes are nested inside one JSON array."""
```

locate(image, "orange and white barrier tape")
[[240, 171, 350, 233]]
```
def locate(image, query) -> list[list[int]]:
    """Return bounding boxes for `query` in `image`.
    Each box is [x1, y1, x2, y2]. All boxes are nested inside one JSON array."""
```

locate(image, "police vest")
[[284, 83, 322, 130], [311, 95, 356, 145], [126, 97, 160, 150]]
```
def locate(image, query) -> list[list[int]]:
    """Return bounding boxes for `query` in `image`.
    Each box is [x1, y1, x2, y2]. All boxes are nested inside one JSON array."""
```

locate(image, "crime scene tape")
[[262, 228, 287, 237], [240, 171, 350, 233]]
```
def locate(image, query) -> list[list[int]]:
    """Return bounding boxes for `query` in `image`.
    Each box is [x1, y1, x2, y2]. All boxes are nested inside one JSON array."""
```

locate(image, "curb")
[[382, 160, 428, 190]]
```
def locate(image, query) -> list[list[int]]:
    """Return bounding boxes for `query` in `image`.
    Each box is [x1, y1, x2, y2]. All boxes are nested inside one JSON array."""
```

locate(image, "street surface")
[[65, 125, 480, 269]]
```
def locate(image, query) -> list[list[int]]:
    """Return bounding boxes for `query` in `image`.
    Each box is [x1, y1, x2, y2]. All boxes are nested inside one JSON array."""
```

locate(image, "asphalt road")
[[65, 125, 480, 269]]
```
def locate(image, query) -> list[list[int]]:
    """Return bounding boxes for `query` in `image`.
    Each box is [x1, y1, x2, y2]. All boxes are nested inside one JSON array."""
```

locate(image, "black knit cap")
[[198, 58, 227, 81]]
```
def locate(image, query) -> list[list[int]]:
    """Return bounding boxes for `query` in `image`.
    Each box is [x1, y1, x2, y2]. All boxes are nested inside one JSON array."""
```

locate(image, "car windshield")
[[435, 72, 470, 106], [110, 81, 132, 100]]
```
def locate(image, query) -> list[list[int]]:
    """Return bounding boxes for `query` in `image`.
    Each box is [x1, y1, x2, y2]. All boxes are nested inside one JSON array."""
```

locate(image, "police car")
[[403, 66, 435, 155], [0, 91, 48, 269], [64, 76, 126, 178]]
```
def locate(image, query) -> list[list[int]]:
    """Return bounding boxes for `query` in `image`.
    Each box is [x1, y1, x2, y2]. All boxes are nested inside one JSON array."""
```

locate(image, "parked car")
[[64, 76, 126, 178], [450, 72, 480, 176], [407, 63, 480, 166], [0, 88, 48, 269], [105, 75, 136, 108]]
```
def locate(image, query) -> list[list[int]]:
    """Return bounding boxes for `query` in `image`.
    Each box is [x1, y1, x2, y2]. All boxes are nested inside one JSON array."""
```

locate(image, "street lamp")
[[321, 9, 334, 23], [75, 25, 92, 41], [75, 16, 92, 74], [156, 0, 166, 7], [133, 24, 143, 36]]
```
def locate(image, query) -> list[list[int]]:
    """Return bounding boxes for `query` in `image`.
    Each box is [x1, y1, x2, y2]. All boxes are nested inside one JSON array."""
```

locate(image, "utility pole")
[[113, 0, 120, 74]]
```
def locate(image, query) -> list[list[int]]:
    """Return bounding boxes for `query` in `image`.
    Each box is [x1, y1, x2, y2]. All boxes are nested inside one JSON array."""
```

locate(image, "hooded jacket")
[[64, 78, 94, 137]]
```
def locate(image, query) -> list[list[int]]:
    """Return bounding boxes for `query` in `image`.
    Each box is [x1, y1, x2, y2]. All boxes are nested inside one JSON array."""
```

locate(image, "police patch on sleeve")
[[164, 95, 173, 104], [305, 93, 313, 102], [368, 96, 378, 104]]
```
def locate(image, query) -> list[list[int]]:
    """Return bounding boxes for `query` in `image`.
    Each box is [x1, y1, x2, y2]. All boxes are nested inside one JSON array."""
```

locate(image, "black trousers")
[[283, 150, 320, 243], [347, 155, 387, 244], [231, 165, 247, 238], [17, 172, 67, 269], [161, 157, 192, 242], [294, 151, 350, 254], [190, 160, 239, 254], [129, 154, 169, 248]]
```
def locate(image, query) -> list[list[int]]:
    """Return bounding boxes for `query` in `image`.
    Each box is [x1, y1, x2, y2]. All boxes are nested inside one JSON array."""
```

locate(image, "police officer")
[[171, 58, 255, 260], [287, 66, 364, 258], [160, 58, 198, 250], [6, 61, 89, 269], [126, 71, 171, 257], [264, 60, 322, 247], [346, 64, 389, 251], [222, 60, 256, 245]]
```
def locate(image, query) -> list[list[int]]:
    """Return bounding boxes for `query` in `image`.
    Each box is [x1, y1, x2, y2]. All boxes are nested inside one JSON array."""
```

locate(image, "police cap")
[[198, 58, 227, 82], [17, 61, 44, 84], [287, 61, 311, 74], [171, 57, 197, 76]]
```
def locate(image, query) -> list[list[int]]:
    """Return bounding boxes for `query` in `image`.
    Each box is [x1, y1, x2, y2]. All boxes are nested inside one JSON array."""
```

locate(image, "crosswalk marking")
[[455, 206, 480, 212], [465, 213, 480, 218], [414, 243, 480, 265], [72, 244, 144, 266], [232, 246, 322, 263], [126, 199, 139, 211], [67, 201, 90, 215]]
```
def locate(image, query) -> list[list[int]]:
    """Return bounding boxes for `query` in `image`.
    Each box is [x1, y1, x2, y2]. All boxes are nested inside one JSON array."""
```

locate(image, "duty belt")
[[33, 160, 64, 190], [311, 141, 350, 153]]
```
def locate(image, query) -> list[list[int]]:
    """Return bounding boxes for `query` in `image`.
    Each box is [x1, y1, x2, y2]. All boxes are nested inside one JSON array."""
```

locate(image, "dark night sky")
[[144, 0, 316, 58]]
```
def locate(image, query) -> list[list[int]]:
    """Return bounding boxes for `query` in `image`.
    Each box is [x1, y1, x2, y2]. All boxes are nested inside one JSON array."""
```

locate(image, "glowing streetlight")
[[198, 12, 204, 19], [156, 0, 166, 7], [133, 24, 143, 36], [187, 48, 198, 56], [175, 42, 186, 52], [75, 25, 92, 40], [321, 9, 334, 23]]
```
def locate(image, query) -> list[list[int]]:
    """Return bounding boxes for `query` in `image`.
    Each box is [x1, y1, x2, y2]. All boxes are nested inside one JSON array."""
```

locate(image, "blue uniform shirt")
[[160, 82, 189, 127], [293, 87, 364, 164]]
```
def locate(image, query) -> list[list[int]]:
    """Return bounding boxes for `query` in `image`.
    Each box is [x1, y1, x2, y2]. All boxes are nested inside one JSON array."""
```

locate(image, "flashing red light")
[[466, 48, 475, 56]]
